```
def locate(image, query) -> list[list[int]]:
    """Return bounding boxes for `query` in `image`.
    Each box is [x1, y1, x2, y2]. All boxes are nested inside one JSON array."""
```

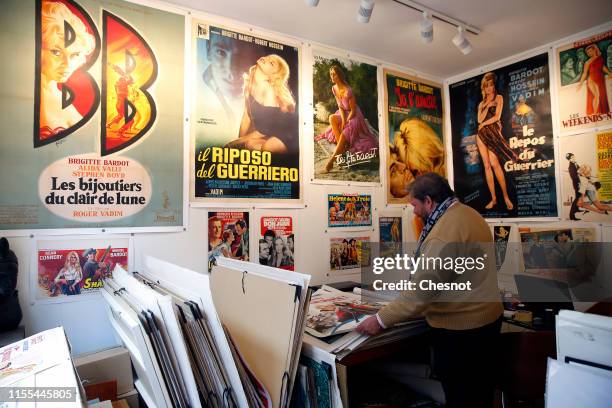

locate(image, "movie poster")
[[384, 69, 445, 204], [518, 226, 596, 281], [191, 21, 300, 203], [450, 53, 557, 218], [35, 237, 129, 302], [327, 194, 372, 228], [312, 51, 380, 183], [259, 216, 294, 270], [559, 131, 612, 221], [556, 29, 612, 134], [207, 211, 249, 271], [330, 236, 371, 271], [379, 216, 402, 244], [493, 225, 511, 269], [0, 0, 184, 232]]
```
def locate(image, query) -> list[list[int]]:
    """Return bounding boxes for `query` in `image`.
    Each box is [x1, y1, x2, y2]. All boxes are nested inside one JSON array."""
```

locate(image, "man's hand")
[[356, 315, 384, 336]]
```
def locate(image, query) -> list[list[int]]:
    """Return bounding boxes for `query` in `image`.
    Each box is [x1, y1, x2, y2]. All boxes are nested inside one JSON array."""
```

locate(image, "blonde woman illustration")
[[226, 54, 297, 153], [39, 0, 95, 138], [51, 251, 83, 296], [388, 118, 445, 199]]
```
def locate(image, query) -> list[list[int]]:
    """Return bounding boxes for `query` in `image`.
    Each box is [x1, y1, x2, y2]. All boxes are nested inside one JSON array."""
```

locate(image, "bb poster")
[[35, 237, 129, 302], [450, 53, 557, 218], [384, 69, 445, 204], [259, 216, 294, 271], [559, 131, 612, 222], [327, 194, 372, 228], [207, 211, 249, 271], [312, 52, 380, 183], [379, 216, 402, 244], [191, 21, 301, 203], [0, 0, 184, 231], [330, 236, 371, 272], [556, 29, 612, 134]]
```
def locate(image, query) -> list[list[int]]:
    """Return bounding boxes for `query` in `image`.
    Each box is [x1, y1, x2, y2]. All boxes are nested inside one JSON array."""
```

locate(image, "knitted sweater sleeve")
[[377, 237, 455, 327]]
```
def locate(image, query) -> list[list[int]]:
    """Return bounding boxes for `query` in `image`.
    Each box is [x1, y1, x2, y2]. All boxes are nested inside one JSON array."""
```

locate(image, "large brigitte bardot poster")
[[450, 53, 558, 218], [0, 0, 184, 232], [190, 21, 301, 203], [312, 51, 380, 183]]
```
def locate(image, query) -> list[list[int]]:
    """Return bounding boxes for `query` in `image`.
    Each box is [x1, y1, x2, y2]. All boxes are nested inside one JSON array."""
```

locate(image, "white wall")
[[4, 2, 611, 355]]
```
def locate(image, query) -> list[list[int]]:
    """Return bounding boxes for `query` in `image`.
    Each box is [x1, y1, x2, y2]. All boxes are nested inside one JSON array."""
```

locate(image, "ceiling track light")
[[357, 0, 375, 24], [392, 0, 480, 35], [305, 0, 320, 6], [452, 26, 473, 55], [391, 1, 479, 54], [420, 11, 433, 44]]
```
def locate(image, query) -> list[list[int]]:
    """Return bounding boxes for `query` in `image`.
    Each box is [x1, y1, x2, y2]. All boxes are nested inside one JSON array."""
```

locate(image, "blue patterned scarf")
[[415, 196, 458, 255]]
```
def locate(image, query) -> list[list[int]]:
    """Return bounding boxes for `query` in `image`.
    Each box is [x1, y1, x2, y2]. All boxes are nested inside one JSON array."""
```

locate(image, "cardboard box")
[[117, 389, 139, 408], [74, 347, 134, 395], [0, 327, 86, 407]]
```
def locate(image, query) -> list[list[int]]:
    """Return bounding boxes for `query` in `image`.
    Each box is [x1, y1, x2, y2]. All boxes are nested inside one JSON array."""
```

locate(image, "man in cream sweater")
[[357, 173, 503, 408]]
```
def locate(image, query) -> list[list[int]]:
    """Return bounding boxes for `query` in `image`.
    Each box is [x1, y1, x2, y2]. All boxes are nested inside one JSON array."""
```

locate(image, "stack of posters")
[[303, 286, 426, 358], [210, 257, 312, 408], [102, 258, 253, 407], [104, 266, 195, 408], [294, 343, 343, 408], [292, 355, 336, 408]]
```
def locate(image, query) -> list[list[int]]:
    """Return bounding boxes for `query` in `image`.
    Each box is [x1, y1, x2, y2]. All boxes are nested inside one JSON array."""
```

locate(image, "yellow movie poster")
[[384, 69, 445, 204]]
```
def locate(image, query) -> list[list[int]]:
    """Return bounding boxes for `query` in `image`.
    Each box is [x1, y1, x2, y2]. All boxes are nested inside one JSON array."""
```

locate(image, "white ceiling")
[[165, 0, 612, 79]]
